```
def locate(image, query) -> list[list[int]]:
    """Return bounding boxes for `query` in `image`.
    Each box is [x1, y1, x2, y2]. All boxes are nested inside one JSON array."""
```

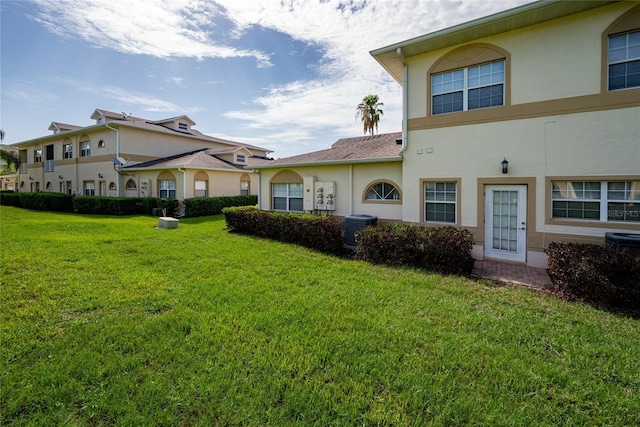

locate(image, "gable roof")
[[371, 0, 616, 83], [48, 122, 83, 133], [122, 147, 270, 171], [251, 132, 403, 169]]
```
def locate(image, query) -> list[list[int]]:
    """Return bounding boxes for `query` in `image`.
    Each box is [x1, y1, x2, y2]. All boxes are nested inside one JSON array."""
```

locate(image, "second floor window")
[[432, 59, 505, 115], [34, 149, 42, 163], [609, 30, 640, 91], [81, 141, 90, 157], [63, 143, 73, 159]]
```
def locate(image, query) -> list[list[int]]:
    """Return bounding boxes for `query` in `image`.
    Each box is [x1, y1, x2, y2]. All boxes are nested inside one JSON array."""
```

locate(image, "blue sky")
[[1, 0, 531, 158]]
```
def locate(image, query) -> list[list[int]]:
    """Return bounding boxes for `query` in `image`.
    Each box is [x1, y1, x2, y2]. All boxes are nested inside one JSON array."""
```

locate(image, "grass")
[[1, 206, 639, 426]]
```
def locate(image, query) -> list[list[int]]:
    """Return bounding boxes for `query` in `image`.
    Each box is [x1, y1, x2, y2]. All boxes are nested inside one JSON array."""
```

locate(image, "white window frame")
[[195, 180, 207, 197], [178, 122, 188, 130], [80, 141, 91, 157], [34, 149, 42, 163], [551, 180, 640, 223], [431, 59, 505, 115], [240, 181, 250, 196], [424, 181, 457, 223], [83, 181, 95, 196], [366, 182, 400, 201], [125, 179, 137, 190], [272, 183, 303, 212], [63, 143, 73, 159], [608, 30, 640, 91], [236, 154, 246, 163], [159, 180, 176, 199]]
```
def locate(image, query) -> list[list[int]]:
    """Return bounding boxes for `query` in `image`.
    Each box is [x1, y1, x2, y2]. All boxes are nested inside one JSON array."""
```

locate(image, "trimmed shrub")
[[223, 206, 344, 255], [73, 197, 178, 216], [18, 192, 74, 212], [354, 223, 474, 275], [0, 190, 21, 207], [184, 195, 258, 218], [547, 241, 639, 309]]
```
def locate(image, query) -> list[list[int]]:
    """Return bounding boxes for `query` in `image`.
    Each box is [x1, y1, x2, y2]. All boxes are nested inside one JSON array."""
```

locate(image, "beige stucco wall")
[[400, 2, 640, 267], [257, 161, 403, 220], [406, 2, 636, 119]]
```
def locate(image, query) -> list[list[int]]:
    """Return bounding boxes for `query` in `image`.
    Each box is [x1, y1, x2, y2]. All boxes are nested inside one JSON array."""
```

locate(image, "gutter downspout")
[[104, 123, 120, 196], [178, 167, 187, 201], [397, 47, 408, 153]]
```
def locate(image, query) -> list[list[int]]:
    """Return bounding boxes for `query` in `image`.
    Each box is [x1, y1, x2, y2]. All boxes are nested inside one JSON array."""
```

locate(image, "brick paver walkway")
[[472, 260, 553, 290]]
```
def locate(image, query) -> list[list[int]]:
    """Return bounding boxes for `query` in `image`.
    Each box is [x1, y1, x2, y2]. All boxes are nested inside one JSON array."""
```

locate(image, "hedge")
[[547, 241, 639, 309], [184, 195, 257, 217], [353, 223, 475, 275], [223, 206, 345, 255], [17, 192, 74, 212], [0, 190, 21, 207]]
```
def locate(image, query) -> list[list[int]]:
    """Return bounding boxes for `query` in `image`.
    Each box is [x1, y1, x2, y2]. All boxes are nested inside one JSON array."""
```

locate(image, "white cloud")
[[212, 0, 533, 156], [26, 0, 535, 157], [31, 0, 272, 67]]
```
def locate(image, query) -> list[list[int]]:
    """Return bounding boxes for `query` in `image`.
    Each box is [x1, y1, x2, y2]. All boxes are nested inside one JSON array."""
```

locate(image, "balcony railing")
[[45, 160, 55, 172], [19, 164, 28, 174]]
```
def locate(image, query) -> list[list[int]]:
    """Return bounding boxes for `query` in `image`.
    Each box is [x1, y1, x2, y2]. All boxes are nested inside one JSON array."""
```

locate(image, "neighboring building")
[[251, 132, 403, 220], [254, 0, 640, 268], [9, 109, 272, 200]]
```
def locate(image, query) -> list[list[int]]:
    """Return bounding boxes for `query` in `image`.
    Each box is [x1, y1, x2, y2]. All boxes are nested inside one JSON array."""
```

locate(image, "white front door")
[[484, 185, 527, 262]]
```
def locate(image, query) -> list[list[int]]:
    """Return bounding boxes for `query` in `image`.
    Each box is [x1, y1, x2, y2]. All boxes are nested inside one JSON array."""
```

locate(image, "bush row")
[[0, 192, 256, 217], [353, 223, 475, 275], [73, 196, 179, 216], [184, 195, 257, 217], [547, 241, 639, 309], [222, 206, 345, 255], [0, 190, 21, 207]]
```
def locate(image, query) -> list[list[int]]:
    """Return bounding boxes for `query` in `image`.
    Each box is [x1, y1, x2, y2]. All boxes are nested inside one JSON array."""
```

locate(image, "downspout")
[[178, 167, 187, 201], [104, 122, 120, 196], [397, 47, 408, 153]]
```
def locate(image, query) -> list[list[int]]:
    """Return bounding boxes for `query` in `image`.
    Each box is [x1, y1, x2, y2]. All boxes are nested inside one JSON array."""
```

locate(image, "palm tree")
[[356, 94, 384, 135]]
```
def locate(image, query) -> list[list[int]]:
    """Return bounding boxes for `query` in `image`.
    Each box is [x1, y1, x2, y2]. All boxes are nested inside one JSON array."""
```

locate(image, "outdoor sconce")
[[98, 173, 103, 178], [29, 176, 33, 181], [58, 175, 63, 179], [501, 158, 509, 174]]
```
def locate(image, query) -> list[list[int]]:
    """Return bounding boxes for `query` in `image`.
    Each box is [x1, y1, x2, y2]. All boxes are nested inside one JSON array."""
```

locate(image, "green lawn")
[[1, 206, 639, 426]]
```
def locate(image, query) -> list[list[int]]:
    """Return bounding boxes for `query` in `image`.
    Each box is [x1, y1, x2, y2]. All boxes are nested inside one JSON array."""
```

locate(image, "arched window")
[[603, 5, 640, 91], [125, 179, 137, 190], [271, 170, 303, 211], [46, 181, 52, 190], [365, 181, 401, 201], [109, 182, 117, 190], [428, 43, 510, 116]]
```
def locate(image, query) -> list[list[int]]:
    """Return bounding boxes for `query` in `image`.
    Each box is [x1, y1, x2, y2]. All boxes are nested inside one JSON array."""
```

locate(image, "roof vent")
[[395, 138, 403, 145]]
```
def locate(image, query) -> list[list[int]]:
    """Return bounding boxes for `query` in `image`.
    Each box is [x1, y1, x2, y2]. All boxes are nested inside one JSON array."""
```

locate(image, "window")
[[366, 182, 400, 200], [178, 122, 188, 130], [81, 141, 90, 157], [109, 182, 117, 191], [608, 30, 640, 90], [46, 182, 52, 190], [424, 181, 456, 223], [432, 60, 504, 115], [159, 180, 176, 199], [98, 140, 105, 148], [195, 180, 207, 197], [34, 149, 42, 163], [83, 181, 95, 196], [241, 181, 250, 196], [551, 180, 639, 223], [63, 143, 73, 159], [272, 183, 303, 211], [236, 154, 246, 163], [125, 179, 137, 190]]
